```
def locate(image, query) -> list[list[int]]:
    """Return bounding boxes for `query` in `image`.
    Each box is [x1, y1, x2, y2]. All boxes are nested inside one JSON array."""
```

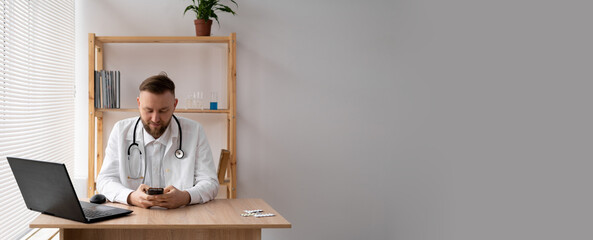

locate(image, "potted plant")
[[184, 0, 238, 36]]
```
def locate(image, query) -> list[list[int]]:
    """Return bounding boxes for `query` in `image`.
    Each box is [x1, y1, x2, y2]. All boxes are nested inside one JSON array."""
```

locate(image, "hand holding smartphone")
[[147, 187, 163, 195]]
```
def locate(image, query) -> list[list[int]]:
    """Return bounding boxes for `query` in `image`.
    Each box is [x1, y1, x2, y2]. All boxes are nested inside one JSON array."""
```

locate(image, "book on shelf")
[[94, 70, 121, 109]]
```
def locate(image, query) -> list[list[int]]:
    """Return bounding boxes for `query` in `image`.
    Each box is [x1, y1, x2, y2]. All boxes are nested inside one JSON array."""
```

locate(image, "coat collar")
[[125, 117, 180, 151]]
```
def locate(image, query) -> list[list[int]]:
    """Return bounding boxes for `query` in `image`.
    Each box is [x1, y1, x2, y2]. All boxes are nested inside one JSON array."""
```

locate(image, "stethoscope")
[[127, 115, 184, 181]]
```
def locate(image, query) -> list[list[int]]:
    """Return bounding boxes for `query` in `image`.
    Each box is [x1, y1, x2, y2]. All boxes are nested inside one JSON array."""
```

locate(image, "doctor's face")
[[137, 90, 178, 139]]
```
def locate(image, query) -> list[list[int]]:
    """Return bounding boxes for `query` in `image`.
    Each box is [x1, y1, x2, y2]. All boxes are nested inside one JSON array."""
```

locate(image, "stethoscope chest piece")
[[175, 149, 185, 159]]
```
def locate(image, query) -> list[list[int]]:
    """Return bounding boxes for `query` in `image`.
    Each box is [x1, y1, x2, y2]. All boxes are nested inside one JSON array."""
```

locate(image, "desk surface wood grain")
[[30, 198, 291, 229]]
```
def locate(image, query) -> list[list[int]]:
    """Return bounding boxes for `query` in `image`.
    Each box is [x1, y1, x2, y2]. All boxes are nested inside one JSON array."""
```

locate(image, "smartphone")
[[147, 187, 163, 195]]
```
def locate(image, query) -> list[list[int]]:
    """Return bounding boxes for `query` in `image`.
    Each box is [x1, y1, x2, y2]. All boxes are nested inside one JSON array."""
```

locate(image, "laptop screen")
[[7, 157, 86, 222]]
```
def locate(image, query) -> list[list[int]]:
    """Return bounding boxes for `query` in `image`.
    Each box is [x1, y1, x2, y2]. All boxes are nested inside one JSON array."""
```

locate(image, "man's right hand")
[[127, 184, 155, 208]]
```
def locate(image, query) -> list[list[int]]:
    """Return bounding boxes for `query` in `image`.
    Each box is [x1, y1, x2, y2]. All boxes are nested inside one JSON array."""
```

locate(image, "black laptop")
[[7, 157, 132, 223]]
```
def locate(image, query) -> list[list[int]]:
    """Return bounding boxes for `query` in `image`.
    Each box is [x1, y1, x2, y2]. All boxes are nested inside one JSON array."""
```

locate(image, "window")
[[0, 0, 74, 238]]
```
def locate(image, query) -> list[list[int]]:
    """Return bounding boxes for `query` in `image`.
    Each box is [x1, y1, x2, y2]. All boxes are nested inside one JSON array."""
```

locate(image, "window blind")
[[0, 0, 74, 239]]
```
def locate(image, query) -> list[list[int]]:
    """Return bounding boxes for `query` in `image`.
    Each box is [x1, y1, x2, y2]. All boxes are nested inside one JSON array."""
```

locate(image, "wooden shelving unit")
[[87, 33, 237, 199]]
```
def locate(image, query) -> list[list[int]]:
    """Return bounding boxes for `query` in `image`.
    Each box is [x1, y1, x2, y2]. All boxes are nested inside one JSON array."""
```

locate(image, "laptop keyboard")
[[79, 201, 128, 219], [83, 208, 113, 219]]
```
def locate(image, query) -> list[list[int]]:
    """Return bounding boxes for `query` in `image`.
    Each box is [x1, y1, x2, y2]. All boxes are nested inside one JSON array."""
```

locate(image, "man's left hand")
[[149, 185, 191, 209]]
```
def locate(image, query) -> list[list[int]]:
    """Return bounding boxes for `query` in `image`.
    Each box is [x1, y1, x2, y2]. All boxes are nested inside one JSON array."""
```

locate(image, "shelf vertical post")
[[96, 42, 104, 71], [87, 33, 96, 198], [96, 112, 104, 178], [228, 33, 237, 198], [95, 40, 105, 188]]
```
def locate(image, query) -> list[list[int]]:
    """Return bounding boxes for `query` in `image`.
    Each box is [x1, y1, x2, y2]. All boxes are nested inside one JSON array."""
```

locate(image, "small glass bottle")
[[209, 91, 218, 110], [194, 91, 204, 109]]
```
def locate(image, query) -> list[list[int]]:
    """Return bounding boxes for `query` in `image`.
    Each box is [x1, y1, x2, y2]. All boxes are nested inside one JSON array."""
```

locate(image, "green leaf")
[[212, 12, 220, 26], [183, 5, 197, 15], [216, 6, 235, 15]]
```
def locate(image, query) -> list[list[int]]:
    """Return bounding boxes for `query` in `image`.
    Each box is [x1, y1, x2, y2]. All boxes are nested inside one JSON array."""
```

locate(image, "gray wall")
[[75, 0, 593, 239]]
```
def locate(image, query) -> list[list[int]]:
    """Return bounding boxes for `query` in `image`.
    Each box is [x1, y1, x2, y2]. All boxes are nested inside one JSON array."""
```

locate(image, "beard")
[[141, 118, 170, 139]]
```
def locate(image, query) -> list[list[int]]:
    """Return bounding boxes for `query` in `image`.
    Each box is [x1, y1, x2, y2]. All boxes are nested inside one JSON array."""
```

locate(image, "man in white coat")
[[97, 73, 218, 209]]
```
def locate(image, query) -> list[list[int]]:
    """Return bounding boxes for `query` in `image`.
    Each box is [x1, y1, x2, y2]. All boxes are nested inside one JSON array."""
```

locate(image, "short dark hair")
[[139, 72, 175, 96]]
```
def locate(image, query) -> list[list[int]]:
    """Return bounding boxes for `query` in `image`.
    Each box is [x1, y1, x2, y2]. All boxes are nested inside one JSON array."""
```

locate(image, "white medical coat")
[[96, 116, 219, 205]]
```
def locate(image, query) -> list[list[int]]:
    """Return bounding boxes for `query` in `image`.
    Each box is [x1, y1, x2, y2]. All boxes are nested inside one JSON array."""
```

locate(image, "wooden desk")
[[30, 198, 291, 240]]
